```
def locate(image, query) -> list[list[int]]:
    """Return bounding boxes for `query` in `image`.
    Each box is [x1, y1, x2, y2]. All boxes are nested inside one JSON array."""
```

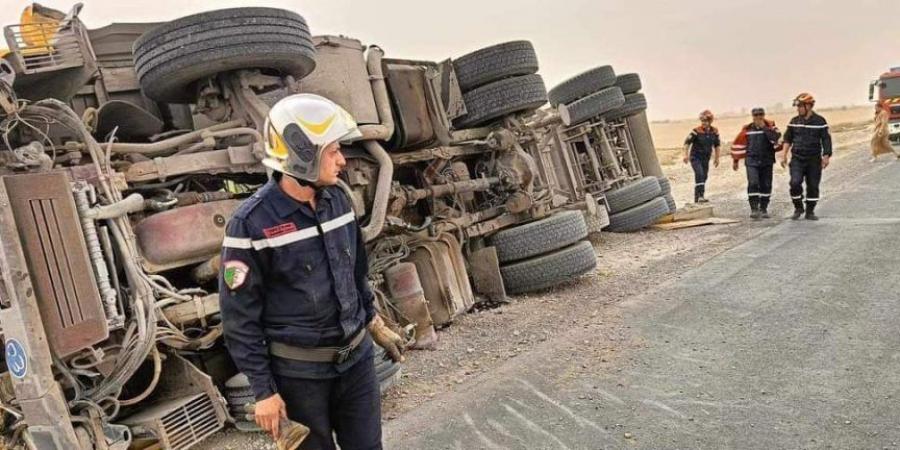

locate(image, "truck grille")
[[161, 394, 223, 450]]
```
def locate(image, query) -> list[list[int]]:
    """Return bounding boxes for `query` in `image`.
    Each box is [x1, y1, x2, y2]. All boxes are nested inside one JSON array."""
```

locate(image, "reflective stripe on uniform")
[[745, 131, 765, 135], [759, 193, 771, 197], [805, 197, 819, 201], [791, 195, 803, 200], [223, 236, 253, 249], [253, 227, 320, 250], [787, 124, 828, 129], [222, 212, 356, 250], [321, 212, 355, 233], [748, 193, 760, 197], [731, 150, 747, 155]]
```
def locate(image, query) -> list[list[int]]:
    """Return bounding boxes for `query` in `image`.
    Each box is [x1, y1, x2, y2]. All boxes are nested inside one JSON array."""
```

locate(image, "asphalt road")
[[384, 158, 900, 449]]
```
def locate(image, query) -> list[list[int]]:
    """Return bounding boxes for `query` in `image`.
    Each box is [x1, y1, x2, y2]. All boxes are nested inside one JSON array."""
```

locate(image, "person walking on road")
[[870, 100, 900, 162], [781, 92, 832, 221], [731, 107, 782, 219], [219, 94, 405, 449], [683, 110, 721, 203]]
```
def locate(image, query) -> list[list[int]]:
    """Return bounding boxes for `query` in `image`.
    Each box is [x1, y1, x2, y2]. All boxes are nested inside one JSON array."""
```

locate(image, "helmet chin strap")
[[274, 171, 318, 190]]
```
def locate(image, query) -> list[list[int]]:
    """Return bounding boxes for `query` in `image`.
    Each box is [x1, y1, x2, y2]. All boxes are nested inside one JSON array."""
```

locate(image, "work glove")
[[369, 315, 405, 363], [732, 160, 739, 171]]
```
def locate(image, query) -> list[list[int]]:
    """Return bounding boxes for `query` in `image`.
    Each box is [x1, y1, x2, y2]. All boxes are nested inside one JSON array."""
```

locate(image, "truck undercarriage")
[[0, 4, 672, 448]]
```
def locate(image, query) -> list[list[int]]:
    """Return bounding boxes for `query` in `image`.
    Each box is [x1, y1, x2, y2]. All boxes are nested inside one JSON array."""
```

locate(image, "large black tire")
[[453, 74, 548, 129], [657, 176, 671, 195], [453, 41, 539, 92], [604, 93, 647, 121], [605, 177, 662, 214], [379, 366, 402, 394], [374, 344, 401, 393], [664, 194, 677, 214], [500, 241, 597, 294], [607, 197, 669, 232], [226, 392, 255, 406], [489, 211, 588, 263], [615, 73, 642, 95], [224, 387, 254, 399], [234, 421, 262, 433], [133, 8, 316, 103], [562, 87, 626, 125], [548, 66, 616, 106]]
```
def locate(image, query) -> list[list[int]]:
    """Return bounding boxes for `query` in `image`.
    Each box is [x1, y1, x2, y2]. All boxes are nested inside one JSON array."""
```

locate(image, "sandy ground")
[[195, 113, 884, 450]]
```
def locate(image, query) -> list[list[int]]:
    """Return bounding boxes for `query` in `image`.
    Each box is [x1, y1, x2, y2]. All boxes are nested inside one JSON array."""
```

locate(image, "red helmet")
[[792, 92, 815, 107], [699, 110, 714, 122]]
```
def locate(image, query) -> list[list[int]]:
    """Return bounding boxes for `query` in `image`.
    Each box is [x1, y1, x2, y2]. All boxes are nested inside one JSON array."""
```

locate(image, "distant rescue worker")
[[870, 100, 900, 161], [731, 108, 782, 219], [219, 94, 405, 449], [683, 110, 721, 203], [781, 93, 832, 221]]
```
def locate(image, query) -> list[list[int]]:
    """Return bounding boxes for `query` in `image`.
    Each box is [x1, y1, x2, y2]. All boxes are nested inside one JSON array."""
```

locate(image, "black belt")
[[269, 329, 367, 364]]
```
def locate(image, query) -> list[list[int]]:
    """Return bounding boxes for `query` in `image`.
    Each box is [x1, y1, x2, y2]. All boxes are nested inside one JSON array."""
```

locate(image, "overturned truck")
[[0, 4, 671, 449]]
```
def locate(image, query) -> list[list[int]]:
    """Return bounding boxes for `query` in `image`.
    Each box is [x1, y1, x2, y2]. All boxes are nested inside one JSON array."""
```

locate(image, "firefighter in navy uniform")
[[781, 93, 833, 220], [683, 110, 721, 203], [731, 108, 782, 219], [219, 94, 405, 450]]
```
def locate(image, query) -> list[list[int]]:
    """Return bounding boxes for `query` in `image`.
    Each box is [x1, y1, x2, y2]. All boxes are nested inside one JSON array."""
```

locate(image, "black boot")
[[694, 185, 702, 204], [749, 197, 760, 220], [791, 199, 805, 220], [759, 196, 770, 218], [805, 202, 818, 221]]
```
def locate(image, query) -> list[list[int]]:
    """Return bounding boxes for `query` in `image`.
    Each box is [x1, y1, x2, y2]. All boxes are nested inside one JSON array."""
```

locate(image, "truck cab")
[[869, 67, 900, 143]]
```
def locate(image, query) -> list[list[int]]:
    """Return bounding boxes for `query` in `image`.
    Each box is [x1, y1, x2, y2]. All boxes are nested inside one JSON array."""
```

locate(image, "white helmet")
[[263, 93, 362, 183]]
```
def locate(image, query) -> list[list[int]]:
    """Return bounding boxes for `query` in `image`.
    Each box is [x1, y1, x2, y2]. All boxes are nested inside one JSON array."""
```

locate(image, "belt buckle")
[[334, 345, 353, 364]]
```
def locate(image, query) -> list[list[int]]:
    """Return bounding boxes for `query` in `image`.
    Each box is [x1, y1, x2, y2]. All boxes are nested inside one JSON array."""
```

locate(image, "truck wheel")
[[604, 93, 647, 121], [615, 73, 642, 95], [453, 41, 539, 92], [605, 176, 662, 214], [664, 194, 677, 214], [548, 66, 616, 106], [235, 421, 263, 433], [657, 177, 676, 213], [133, 7, 316, 103], [562, 87, 626, 125], [607, 197, 669, 232], [489, 211, 588, 263], [453, 74, 548, 129], [657, 176, 671, 195], [379, 365, 403, 394], [500, 241, 597, 294]]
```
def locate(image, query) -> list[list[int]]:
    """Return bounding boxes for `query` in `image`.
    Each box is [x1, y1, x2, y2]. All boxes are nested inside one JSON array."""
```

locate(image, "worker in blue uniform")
[[219, 94, 404, 450]]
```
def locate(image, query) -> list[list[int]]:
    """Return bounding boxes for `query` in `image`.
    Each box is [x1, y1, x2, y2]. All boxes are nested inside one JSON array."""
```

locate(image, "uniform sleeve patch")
[[223, 260, 250, 290]]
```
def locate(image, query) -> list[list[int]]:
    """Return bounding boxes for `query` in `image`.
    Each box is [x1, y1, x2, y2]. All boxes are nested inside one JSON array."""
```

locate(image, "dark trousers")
[[276, 355, 382, 450], [746, 163, 773, 211], [789, 156, 822, 211], [690, 156, 710, 201]]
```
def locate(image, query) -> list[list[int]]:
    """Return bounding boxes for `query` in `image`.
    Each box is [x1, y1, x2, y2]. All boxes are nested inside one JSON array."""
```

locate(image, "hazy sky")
[[3, 0, 898, 119]]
